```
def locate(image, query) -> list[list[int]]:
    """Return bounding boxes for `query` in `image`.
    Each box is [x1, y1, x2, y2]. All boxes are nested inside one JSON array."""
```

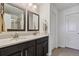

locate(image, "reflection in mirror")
[[27, 11, 39, 31], [0, 3, 4, 32], [4, 3, 25, 31]]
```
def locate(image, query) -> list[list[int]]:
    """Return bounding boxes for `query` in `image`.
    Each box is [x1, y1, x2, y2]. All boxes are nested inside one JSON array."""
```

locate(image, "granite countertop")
[[0, 34, 48, 48]]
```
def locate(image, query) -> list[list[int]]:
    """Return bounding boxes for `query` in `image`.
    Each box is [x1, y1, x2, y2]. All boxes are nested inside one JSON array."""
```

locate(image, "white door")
[[66, 13, 79, 50], [50, 11, 57, 49]]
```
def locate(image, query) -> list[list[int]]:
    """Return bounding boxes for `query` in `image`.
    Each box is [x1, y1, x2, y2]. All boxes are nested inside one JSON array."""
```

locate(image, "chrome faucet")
[[13, 32, 19, 38]]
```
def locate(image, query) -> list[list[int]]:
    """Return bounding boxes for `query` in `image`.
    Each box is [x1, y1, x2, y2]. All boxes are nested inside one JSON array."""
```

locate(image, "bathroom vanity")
[[0, 34, 48, 56]]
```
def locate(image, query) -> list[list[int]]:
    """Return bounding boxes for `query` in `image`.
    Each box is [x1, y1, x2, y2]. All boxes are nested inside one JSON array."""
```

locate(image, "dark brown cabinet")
[[22, 46, 35, 56], [43, 41, 48, 56], [27, 46, 35, 56], [0, 44, 21, 56], [0, 40, 36, 56], [0, 36, 48, 56], [10, 51, 22, 56], [37, 43, 43, 56], [23, 41, 35, 56], [36, 36, 48, 56]]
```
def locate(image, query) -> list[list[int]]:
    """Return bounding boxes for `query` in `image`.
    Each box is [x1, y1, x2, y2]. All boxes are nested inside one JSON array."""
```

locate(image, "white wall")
[[39, 3, 50, 34], [49, 4, 58, 55]]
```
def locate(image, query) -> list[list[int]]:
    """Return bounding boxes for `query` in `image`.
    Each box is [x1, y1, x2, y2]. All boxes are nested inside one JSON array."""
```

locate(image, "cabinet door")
[[27, 46, 35, 56], [23, 46, 35, 56], [9, 51, 22, 56], [37, 44, 43, 56], [0, 45, 19, 56], [43, 41, 48, 56]]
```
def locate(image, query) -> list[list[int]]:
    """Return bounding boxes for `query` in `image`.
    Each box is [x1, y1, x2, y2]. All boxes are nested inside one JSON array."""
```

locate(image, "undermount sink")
[[0, 37, 28, 47], [18, 35, 35, 39], [0, 35, 30, 42]]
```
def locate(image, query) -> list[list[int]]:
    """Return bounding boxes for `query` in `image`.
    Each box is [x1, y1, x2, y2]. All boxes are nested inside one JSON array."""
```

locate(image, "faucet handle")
[[13, 32, 19, 38]]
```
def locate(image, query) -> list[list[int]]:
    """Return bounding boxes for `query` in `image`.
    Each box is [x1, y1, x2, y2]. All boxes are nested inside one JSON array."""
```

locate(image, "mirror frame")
[[3, 3, 26, 31], [27, 11, 39, 31]]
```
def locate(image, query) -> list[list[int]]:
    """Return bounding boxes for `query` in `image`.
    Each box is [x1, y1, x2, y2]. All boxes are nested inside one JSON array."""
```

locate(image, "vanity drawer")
[[0, 44, 19, 56]]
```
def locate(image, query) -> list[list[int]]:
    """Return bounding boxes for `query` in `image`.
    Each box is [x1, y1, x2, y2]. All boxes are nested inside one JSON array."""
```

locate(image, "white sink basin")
[[0, 38, 28, 48], [18, 35, 35, 39]]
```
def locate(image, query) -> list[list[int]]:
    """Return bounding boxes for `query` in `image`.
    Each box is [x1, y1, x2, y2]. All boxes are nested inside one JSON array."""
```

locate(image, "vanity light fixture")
[[28, 3, 37, 9]]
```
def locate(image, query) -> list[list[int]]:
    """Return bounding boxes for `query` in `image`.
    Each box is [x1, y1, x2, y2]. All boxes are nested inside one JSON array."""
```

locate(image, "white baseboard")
[[48, 52, 52, 56]]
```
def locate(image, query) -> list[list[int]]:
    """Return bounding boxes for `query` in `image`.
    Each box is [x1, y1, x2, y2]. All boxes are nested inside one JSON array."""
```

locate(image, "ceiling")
[[7, 3, 79, 11], [4, 4, 23, 16], [11, 3, 39, 10], [11, 3, 27, 10], [54, 3, 79, 11]]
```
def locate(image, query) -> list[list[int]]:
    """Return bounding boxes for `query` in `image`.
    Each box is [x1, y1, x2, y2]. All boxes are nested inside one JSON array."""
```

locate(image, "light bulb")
[[33, 5, 37, 9], [28, 3, 33, 7]]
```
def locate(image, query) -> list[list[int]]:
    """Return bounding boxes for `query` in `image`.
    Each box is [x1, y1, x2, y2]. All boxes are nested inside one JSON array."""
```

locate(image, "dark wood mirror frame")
[[3, 3, 26, 31], [27, 11, 39, 31]]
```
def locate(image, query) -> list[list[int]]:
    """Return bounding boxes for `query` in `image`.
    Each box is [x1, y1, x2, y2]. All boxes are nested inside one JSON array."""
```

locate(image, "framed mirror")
[[4, 3, 26, 31], [27, 11, 39, 31]]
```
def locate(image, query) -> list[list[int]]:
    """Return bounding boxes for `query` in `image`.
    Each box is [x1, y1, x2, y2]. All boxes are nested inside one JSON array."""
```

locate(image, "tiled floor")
[[52, 48, 79, 56]]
